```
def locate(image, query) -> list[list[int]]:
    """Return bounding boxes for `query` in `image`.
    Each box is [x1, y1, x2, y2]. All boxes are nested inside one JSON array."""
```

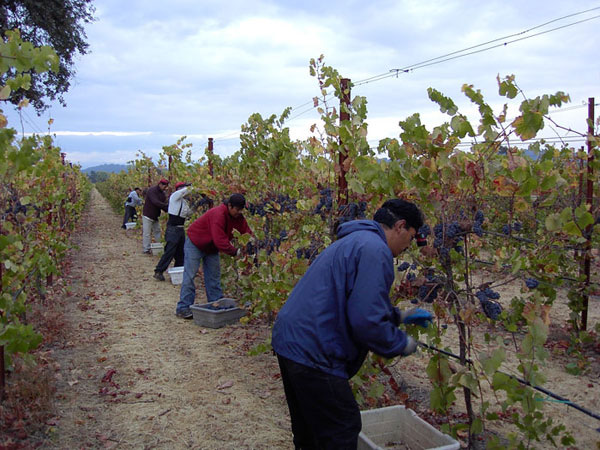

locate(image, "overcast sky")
[[6, 0, 600, 168]]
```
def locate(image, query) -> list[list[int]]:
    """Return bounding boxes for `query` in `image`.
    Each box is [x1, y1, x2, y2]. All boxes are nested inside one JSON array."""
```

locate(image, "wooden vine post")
[[581, 98, 595, 330], [337, 78, 350, 206], [208, 137, 214, 177], [0, 217, 4, 402]]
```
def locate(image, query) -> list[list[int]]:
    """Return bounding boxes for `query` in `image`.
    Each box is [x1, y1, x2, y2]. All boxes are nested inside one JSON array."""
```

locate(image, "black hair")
[[134, 187, 141, 191], [227, 193, 246, 209], [373, 199, 424, 231]]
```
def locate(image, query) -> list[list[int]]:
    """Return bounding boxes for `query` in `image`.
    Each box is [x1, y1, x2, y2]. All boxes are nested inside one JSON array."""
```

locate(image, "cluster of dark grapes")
[[433, 221, 463, 256], [417, 271, 443, 303], [190, 194, 214, 212], [418, 224, 431, 238], [525, 278, 539, 289], [475, 287, 502, 320], [314, 188, 333, 214], [203, 303, 235, 311], [335, 201, 367, 226], [2, 195, 40, 221], [397, 261, 411, 271], [502, 221, 522, 235], [245, 230, 288, 256], [247, 194, 298, 217], [295, 240, 323, 263], [473, 210, 484, 237]]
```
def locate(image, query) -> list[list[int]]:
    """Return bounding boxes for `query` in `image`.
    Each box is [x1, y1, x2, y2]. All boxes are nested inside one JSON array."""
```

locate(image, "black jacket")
[[142, 185, 168, 220]]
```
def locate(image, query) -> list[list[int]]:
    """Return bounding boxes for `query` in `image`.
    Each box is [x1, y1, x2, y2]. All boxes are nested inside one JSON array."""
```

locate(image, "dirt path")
[[47, 188, 600, 449], [49, 189, 293, 449]]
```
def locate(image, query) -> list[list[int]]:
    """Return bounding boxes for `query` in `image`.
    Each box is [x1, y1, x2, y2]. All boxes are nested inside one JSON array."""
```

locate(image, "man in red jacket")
[[175, 193, 252, 319]]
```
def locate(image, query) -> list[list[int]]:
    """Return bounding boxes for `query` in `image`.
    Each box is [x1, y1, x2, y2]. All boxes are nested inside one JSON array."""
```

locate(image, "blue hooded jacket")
[[271, 220, 409, 379]]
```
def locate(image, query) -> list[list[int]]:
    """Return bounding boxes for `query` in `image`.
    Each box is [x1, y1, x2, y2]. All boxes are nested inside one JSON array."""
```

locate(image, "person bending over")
[[175, 193, 252, 319], [272, 198, 433, 449]]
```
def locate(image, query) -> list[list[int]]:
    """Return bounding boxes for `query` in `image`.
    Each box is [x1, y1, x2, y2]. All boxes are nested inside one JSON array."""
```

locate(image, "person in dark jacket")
[[121, 187, 142, 228], [142, 179, 169, 254], [175, 193, 253, 319], [272, 198, 433, 449], [153, 181, 192, 281]]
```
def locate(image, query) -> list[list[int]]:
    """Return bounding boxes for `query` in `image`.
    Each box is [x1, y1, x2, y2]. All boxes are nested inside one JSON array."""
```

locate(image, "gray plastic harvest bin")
[[190, 298, 246, 328], [358, 405, 459, 450]]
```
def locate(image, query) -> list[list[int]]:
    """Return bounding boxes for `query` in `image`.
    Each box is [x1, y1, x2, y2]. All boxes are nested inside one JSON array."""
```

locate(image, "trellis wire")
[[417, 341, 600, 424]]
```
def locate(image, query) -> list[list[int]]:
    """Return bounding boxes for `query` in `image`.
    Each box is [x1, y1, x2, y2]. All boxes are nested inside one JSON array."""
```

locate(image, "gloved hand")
[[400, 336, 418, 356], [400, 308, 433, 328]]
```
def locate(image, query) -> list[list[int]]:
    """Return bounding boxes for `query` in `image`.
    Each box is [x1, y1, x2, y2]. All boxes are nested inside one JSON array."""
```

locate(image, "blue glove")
[[400, 308, 433, 328]]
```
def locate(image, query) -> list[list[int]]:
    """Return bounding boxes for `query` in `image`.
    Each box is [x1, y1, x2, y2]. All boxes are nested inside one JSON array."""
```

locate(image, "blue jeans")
[[176, 237, 223, 312]]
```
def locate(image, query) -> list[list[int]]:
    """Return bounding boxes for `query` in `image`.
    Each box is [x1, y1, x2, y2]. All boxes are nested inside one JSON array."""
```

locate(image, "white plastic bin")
[[167, 266, 184, 285], [125, 222, 136, 229], [150, 243, 164, 255], [358, 405, 459, 450]]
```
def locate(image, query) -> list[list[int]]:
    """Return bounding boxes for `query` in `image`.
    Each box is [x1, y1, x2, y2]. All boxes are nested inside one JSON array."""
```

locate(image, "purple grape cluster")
[[433, 221, 464, 256], [481, 300, 502, 320], [314, 188, 333, 214], [525, 278, 539, 289], [476, 287, 503, 320], [418, 224, 431, 237], [295, 240, 323, 263], [502, 221, 522, 235], [418, 272, 442, 303], [398, 261, 411, 271], [473, 211, 484, 237], [335, 201, 367, 225], [248, 194, 298, 217]]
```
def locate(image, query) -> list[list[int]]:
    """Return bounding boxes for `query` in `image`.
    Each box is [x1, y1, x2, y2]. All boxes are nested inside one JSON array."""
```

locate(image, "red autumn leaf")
[[101, 369, 117, 383]]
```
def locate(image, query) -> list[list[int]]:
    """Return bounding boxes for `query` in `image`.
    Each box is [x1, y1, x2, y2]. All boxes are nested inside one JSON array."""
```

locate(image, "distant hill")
[[82, 164, 130, 174]]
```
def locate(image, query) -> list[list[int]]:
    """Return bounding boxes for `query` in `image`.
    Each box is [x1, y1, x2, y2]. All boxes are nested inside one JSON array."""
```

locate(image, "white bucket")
[[167, 266, 184, 285], [150, 243, 164, 255]]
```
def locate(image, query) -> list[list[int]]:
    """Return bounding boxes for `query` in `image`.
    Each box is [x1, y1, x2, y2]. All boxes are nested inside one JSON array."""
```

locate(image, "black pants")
[[155, 225, 185, 273], [276, 354, 361, 450], [122, 205, 137, 225]]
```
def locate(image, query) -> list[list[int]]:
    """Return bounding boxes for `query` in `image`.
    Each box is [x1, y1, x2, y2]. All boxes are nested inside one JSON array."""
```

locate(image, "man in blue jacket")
[[272, 198, 433, 449]]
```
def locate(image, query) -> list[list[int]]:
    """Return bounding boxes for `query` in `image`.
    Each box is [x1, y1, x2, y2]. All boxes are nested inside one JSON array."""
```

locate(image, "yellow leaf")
[[0, 114, 7, 128], [0, 85, 10, 100], [18, 98, 29, 109]]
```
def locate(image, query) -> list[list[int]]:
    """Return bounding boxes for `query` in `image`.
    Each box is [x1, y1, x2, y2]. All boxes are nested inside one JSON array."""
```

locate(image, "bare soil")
[[37, 188, 600, 449], [46, 189, 293, 449]]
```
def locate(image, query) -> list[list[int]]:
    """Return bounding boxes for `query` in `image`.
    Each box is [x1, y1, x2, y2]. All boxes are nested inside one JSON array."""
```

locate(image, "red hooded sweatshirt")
[[186, 203, 252, 256]]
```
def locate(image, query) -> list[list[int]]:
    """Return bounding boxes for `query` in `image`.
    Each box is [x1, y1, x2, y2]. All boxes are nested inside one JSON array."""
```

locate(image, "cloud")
[[52, 131, 153, 137], [5, 0, 598, 168]]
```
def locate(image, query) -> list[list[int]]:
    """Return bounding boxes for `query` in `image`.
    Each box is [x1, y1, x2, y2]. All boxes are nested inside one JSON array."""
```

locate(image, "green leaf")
[[517, 176, 537, 196], [498, 77, 518, 99], [544, 213, 562, 231], [480, 347, 506, 376], [427, 88, 458, 116], [367, 380, 385, 399], [563, 221, 581, 237]]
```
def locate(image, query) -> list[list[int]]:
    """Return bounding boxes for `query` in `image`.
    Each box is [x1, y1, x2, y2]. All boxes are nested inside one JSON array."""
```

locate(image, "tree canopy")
[[0, 0, 95, 112]]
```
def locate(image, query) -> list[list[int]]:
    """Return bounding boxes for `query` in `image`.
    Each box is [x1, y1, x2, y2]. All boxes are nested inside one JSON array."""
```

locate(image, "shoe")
[[121, 225, 126, 229], [153, 271, 165, 281], [143, 250, 151, 254], [175, 308, 193, 320]]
